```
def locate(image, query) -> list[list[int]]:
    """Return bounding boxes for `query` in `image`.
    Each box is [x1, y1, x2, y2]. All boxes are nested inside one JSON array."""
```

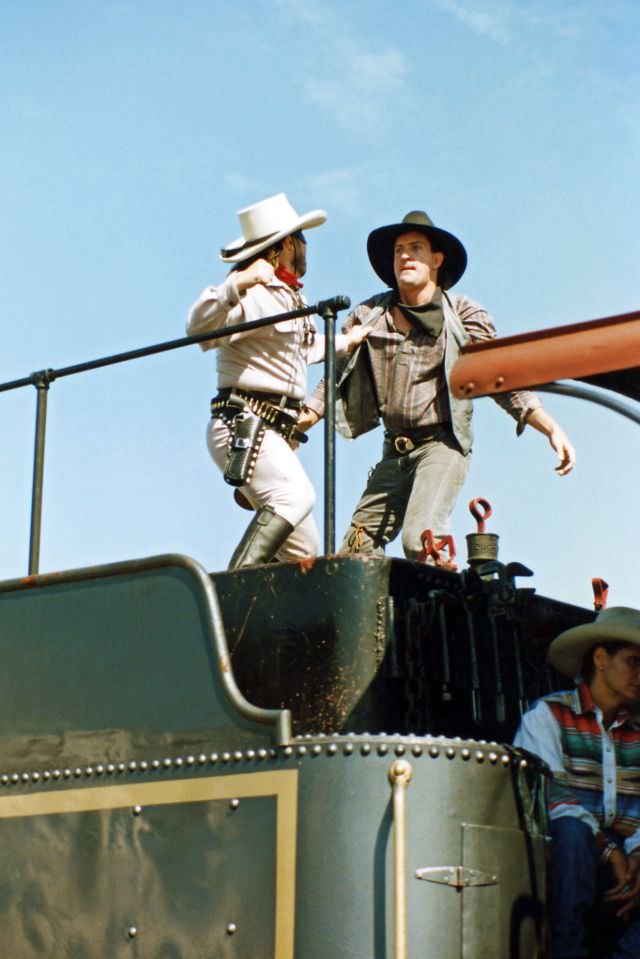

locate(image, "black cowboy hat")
[[367, 210, 467, 291]]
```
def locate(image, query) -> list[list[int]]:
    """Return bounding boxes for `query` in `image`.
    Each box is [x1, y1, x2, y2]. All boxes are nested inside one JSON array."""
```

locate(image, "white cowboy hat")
[[220, 193, 327, 263], [548, 606, 640, 677]]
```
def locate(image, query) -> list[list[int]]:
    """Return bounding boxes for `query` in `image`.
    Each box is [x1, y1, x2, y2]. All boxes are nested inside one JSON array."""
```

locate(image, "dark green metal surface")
[[0, 555, 288, 770], [216, 555, 593, 741], [0, 735, 545, 959], [288, 738, 546, 959], [0, 552, 558, 958], [0, 790, 276, 958]]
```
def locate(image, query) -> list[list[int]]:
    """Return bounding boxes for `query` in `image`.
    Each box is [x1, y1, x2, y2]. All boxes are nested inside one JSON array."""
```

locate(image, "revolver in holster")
[[223, 410, 266, 487]]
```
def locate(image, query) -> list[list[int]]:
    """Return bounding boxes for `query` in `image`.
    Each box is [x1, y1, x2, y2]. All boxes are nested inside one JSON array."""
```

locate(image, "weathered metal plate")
[[0, 770, 298, 958], [0, 717, 545, 959]]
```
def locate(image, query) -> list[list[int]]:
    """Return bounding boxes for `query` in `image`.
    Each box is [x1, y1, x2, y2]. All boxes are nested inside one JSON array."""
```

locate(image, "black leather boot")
[[228, 506, 294, 569]]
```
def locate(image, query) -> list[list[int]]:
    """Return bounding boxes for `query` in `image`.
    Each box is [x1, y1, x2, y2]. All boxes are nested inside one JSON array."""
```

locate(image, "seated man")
[[515, 607, 640, 959]]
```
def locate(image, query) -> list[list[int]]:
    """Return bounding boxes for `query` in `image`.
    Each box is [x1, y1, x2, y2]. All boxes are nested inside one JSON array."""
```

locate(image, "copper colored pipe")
[[450, 309, 640, 398]]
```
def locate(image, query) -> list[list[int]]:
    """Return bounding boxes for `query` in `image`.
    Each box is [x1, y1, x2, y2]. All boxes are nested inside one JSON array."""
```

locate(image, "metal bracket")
[[29, 368, 56, 390], [415, 866, 498, 889]]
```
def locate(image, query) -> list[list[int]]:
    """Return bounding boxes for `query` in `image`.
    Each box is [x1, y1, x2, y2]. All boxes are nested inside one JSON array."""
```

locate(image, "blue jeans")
[[549, 817, 640, 958]]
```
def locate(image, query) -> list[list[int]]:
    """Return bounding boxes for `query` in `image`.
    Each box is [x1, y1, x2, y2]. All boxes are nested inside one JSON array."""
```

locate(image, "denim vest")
[[335, 291, 474, 454]]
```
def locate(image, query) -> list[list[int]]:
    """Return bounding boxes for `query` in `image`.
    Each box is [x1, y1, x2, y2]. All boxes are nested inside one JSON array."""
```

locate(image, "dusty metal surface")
[[217, 555, 592, 741], [0, 770, 296, 958]]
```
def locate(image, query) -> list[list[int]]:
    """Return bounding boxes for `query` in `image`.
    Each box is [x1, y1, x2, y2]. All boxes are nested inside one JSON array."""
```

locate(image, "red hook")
[[418, 530, 457, 570], [592, 578, 609, 611], [469, 498, 492, 534]]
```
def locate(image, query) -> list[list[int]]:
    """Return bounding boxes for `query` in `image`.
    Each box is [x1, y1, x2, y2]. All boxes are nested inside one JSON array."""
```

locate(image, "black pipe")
[[319, 300, 339, 553], [464, 604, 482, 724], [28, 372, 52, 574], [2, 295, 351, 573], [0, 302, 345, 394]]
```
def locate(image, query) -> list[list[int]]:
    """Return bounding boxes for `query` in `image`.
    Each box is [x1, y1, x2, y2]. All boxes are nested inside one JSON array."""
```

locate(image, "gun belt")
[[210, 392, 299, 438]]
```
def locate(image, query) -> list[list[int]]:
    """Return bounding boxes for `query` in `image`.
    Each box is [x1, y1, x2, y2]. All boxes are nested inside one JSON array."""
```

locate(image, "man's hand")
[[525, 408, 576, 476], [604, 848, 640, 918], [234, 259, 275, 294], [296, 406, 321, 434], [286, 406, 321, 451], [345, 323, 371, 353], [548, 425, 575, 476]]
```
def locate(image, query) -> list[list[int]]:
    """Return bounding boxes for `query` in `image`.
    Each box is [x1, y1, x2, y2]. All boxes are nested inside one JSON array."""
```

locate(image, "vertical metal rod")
[[28, 376, 51, 575], [464, 605, 482, 724], [388, 759, 413, 959], [321, 303, 337, 554], [488, 615, 506, 724]]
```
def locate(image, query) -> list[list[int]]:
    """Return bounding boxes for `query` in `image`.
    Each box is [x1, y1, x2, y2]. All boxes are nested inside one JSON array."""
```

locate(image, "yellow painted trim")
[[0, 771, 298, 959]]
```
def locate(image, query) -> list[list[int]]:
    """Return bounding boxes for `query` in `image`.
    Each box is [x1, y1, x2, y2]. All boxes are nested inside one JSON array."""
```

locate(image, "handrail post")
[[0, 297, 350, 571], [319, 300, 338, 554], [28, 370, 54, 575], [388, 759, 413, 959]]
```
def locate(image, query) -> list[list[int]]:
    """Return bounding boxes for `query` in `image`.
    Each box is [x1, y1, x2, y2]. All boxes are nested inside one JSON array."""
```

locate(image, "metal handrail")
[[1, 296, 351, 574]]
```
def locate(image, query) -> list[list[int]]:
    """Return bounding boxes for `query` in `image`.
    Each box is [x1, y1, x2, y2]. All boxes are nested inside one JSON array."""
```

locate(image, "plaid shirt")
[[309, 291, 540, 430], [515, 682, 640, 852]]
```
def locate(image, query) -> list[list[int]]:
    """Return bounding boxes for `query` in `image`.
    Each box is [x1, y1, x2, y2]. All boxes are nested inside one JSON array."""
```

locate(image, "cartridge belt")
[[384, 425, 444, 456], [211, 389, 307, 444], [215, 388, 303, 412]]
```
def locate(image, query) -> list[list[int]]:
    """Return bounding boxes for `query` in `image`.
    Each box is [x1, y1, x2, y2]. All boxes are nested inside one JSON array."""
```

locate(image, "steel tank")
[[289, 733, 547, 959], [0, 555, 550, 958]]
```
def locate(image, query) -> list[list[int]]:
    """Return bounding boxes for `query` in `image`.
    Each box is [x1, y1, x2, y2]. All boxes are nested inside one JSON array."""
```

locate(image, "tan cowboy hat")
[[220, 193, 327, 263], [548, 606, 640, 677], [367, 210, 467, 291]]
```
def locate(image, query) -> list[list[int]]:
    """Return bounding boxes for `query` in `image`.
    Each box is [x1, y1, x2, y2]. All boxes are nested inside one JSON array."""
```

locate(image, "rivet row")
[[0, 740, 516, 786]]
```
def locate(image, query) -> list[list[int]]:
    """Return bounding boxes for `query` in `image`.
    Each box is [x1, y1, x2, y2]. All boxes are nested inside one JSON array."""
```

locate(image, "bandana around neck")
[[275, 266, 303, 290], [397, 289, 443, 336]]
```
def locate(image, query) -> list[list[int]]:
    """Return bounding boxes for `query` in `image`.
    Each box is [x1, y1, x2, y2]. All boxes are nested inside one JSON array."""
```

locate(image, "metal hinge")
[[415, 866, 498, 889]]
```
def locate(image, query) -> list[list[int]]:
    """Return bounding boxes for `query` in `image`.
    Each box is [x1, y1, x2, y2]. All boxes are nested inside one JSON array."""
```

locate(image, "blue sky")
[[1, 0, 638, 609]]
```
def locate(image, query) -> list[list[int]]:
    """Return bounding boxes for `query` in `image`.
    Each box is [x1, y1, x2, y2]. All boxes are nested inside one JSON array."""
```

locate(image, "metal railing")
[[1, 295, 351, 575]]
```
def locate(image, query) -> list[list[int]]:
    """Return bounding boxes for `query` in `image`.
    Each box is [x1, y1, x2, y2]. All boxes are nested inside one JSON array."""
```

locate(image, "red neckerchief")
[[275, 266, 303, 290]]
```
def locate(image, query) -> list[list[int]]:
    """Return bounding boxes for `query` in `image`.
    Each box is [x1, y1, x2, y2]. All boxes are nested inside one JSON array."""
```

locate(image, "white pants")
[[207, 418, 320, 561]]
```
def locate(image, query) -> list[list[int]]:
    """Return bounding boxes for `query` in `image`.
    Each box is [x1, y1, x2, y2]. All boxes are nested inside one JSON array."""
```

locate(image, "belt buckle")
[[394, 435, 415, 454]]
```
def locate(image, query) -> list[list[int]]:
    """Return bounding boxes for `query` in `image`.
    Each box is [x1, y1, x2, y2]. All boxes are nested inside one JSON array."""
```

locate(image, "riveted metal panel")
[[449, 309, 640, 399], [288, 736, 545, 959], [0, 770, 298, 959]]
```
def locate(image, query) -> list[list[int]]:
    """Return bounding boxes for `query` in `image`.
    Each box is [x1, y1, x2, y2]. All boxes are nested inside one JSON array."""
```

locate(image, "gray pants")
[[341, 426, 470, 561]]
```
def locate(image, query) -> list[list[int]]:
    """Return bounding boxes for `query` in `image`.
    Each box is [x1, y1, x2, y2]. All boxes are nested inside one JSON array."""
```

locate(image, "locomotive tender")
[[1, 306, 638, 958]]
